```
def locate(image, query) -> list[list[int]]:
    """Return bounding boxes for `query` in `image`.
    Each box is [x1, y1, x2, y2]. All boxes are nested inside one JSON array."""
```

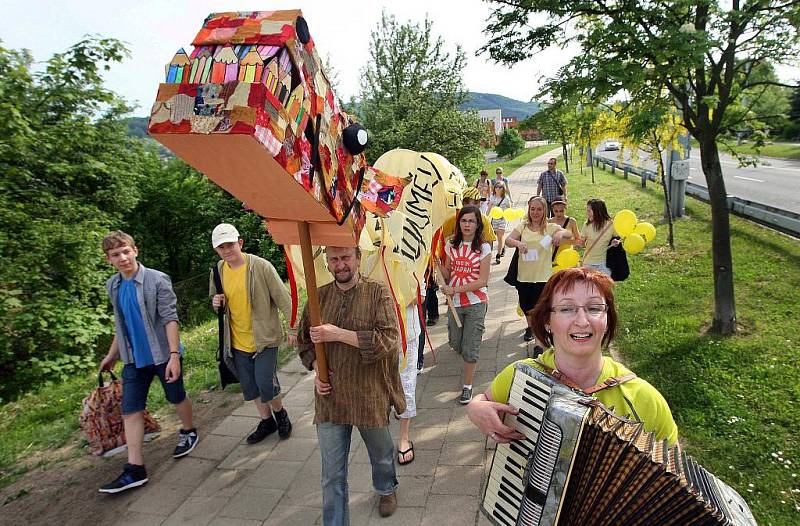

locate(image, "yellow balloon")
[[490, 206, 504, 219], [551, 264, 565, 273], [613, 209, 638, 237], [516, 304, 524, 317], [623, 233, 646, 254], [503, 208, 516, 221], [555, 248, 580, 268], [515, 208, 526, 219], [634, 222, 656, 243]]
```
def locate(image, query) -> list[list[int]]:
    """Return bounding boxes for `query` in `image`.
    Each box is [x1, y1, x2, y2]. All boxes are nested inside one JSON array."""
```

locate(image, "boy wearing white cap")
[[209, 224, 296, 443]]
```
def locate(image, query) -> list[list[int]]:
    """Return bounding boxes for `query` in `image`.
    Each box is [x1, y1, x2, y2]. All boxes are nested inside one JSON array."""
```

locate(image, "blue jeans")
[[316, 422, 398, 526]]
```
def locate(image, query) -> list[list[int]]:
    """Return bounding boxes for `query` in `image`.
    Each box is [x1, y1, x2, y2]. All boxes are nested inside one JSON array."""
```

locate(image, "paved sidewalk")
[[118, 149, 560, 526]]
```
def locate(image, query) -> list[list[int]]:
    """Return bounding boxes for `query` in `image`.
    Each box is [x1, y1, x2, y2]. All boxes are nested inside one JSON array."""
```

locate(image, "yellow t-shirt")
[[223, 255, 256, 353], [581, 220, 615, 265], [513, 222, 560, 283], [490, 350, 678, 446]]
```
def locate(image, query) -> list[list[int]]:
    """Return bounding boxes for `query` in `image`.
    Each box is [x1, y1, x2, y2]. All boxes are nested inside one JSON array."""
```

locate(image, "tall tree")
[[359, 12, 489, 176], [482, 0, 800, 334], [0, 38, 144, 398]]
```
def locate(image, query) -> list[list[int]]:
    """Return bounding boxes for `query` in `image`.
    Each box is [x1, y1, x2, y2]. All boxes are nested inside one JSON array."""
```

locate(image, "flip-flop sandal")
[[397, 442, 415, 465]]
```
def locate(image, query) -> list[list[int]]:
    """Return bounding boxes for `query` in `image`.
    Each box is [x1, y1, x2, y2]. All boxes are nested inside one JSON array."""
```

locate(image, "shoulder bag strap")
[[581, 221, 613, 264], [212, 264, 225, 357]]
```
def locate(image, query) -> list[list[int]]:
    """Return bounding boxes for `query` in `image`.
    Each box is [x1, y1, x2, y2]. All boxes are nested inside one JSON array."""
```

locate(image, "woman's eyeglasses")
[[550, 304, 608, 318]]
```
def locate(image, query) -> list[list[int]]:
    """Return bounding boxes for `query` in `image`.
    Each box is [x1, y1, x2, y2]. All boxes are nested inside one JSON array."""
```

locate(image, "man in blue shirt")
[[98, 230, 198, 493]]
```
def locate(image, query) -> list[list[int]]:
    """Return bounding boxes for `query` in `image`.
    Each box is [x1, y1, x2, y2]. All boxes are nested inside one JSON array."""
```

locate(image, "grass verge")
[[565, 153, 800, 525], [0, 319, 297, 491]]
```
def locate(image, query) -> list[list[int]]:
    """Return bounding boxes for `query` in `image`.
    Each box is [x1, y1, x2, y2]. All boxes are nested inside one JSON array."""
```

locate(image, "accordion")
[[481, 364, 757, 526]]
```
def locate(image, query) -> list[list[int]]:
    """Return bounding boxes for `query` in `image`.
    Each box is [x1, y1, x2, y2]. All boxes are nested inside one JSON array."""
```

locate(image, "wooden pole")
[[298, 221, 329, 383], [436, 267, 462, 328]]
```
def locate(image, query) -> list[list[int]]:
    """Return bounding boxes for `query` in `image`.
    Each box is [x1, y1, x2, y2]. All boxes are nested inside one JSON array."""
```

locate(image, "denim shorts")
[[121, 359, 187, 415], [233, 347, 281, 403], [447, 302, 488, 363]]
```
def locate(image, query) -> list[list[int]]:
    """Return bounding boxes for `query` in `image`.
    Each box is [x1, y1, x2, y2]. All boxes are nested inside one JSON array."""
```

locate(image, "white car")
[[603, 140, 621, 151]]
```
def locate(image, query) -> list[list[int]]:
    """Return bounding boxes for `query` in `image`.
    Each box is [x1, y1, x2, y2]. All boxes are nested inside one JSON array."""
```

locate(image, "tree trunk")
[[561, 140, 570, 172], [699, 139, 737, 334]]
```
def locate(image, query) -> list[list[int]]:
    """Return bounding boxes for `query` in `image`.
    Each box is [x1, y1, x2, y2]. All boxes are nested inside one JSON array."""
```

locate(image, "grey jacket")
[[107, 263, 180, 365]]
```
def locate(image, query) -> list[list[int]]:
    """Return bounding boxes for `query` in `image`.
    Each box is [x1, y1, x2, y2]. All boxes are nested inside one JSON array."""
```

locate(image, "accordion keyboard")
[[482, 373, 552, 526]]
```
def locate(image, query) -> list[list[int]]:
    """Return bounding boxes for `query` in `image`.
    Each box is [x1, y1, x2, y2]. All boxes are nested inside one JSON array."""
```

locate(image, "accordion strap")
[[534, 359, 636, 395]]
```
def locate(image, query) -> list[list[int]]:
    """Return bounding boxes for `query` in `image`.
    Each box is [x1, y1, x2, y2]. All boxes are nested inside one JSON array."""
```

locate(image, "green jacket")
[[209, 253, 292, 355]]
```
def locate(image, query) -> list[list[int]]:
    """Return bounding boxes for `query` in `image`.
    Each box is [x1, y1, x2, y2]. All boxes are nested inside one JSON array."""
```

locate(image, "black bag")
[[504, 248, 520, 287], [212, 264, 239, 388], [605, 237, 630, 281]]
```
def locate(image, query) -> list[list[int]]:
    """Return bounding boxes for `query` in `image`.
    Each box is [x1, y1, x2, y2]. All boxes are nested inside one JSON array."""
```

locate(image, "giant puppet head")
[[148, 10, 368, 246]]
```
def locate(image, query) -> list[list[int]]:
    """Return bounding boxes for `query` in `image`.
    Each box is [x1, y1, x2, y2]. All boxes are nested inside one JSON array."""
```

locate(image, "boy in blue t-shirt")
[[98, 230, 198, 493]]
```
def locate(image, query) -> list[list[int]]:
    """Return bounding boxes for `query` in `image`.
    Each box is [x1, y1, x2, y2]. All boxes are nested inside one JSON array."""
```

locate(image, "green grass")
[[689, 137, 800, 160], [566, 153, 800, 525], [0, 320, 297, 490]]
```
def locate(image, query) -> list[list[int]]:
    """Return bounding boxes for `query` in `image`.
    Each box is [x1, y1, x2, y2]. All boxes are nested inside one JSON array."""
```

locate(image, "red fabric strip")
[[282, 246, 298, 328], [380, 246, 407, 356]]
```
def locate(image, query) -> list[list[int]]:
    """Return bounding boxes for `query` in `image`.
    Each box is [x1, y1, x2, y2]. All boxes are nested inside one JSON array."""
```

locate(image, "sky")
[[5, 1, 797, 118], [4, 0, 566, 117]]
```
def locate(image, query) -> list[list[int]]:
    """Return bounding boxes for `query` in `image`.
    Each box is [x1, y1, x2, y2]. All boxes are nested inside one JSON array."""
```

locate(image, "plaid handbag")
[[79, 371, 160, 456]]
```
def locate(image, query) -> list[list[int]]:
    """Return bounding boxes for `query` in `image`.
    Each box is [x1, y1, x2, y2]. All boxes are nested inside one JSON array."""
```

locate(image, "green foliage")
[[495, 128, 525, 158], [359, 12, 489, 175], [0, 38, 145, 402]]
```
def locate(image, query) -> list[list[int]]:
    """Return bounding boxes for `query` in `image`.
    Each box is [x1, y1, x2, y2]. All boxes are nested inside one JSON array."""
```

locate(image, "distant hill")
[[126, 117, 150, 138], [460, 92, 540, 121]]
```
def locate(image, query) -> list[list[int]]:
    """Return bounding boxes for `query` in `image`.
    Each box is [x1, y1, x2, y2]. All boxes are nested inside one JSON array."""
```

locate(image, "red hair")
[[530, 267, 618, 348]]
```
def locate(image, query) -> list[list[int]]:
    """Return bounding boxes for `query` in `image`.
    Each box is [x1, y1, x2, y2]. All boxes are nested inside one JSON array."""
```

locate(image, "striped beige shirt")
[[297, 277, 406, 428]]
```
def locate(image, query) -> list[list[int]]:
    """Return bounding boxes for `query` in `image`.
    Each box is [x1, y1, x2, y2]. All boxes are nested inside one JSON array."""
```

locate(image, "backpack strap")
[[534, 358, 636, 395]]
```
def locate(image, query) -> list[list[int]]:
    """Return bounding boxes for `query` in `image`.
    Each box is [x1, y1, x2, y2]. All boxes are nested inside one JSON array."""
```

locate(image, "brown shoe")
[[378, 492, 397, 517]]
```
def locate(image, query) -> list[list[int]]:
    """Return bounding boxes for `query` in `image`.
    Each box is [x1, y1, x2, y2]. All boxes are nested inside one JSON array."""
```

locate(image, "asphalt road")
[[597, 147, 800, 214]]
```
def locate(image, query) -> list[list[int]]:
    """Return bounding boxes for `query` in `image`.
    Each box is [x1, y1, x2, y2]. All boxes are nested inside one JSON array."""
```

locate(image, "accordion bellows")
[[482, 364, 757, 526]]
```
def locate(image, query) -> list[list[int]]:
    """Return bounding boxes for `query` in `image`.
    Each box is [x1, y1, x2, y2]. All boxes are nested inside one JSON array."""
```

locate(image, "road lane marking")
[[733, 175, 765, 182]]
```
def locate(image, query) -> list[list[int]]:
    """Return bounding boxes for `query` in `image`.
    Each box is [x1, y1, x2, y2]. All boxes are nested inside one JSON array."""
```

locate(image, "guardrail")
[[593, 155, 800, 238]]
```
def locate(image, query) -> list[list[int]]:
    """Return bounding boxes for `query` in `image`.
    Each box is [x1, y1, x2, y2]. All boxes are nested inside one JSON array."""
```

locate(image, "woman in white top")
[[578, 198, 620, 276], [489, 181, 512, 264], [504, 196, 571, 353]]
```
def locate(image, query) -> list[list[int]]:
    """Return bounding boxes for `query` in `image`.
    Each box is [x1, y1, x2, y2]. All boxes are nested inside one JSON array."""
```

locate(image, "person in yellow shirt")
[[210, 224, 296, 444], [466, 267, 678, 446], [504, 196, 571, 350]]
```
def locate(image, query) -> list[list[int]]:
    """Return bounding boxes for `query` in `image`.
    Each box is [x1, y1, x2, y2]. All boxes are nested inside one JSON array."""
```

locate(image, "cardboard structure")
[[148, 10, 367, 246]]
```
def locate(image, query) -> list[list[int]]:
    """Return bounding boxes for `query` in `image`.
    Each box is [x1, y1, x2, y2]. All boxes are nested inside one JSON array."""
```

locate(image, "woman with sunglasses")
[[466, 267, 678, 445], [440, 205, 491, 405]]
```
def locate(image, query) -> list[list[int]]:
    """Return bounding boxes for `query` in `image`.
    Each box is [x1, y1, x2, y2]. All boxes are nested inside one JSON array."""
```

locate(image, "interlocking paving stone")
[[162, 495, 228, 526], [217, 487, 282, 521]]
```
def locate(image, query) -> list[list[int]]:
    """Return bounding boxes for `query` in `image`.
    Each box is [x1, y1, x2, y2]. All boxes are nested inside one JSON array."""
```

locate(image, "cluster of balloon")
[[489, 207, 526, 221], [613, 209, 656, 254]]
